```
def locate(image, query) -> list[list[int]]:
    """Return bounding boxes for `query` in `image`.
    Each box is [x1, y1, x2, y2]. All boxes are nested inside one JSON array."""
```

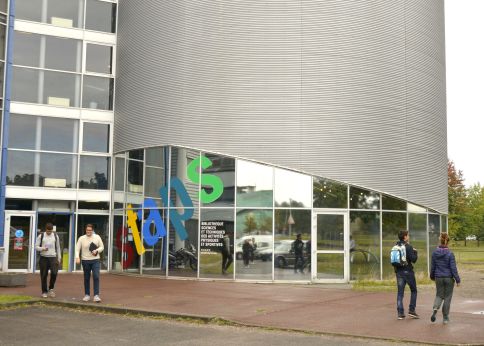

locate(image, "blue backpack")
[[390, 244, 407, 267]]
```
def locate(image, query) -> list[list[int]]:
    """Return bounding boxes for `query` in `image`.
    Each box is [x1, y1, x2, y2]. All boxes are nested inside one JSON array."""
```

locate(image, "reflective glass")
[[145, 166, 165, 202], [82, 122, 109, 152], [0, 24, 4, 57], [382, 212, 406, 279], [428, 214, 440, 261], [442, 215, 448, 232], [8, 114, 36, 149], [12, 67, 39, 103], [14, 0, 43, 22], [168, 213, 198, 278], [0, 62, 4, 91], [44, 70, 81, 107], [274, 169, 311, 208], [114, 156, 125, 191], [78, 201, 109, 210], [6, 150, 36, 186], [47, 0, 84, 28], [170, 147, 199, 208], [127, 159, 143, 194], [39, 152, 77, 188], [129, 149, 144, 160], [111, 214, 124, 271], [316, 214, 344, 251], [0, 0, 7, 13], [316, 253, 344, 280], [85, 0, 116, 33], [409, 213, 427, 278], [77, 215, 109, 269], [236, 160, 273, 208], [349, 186, 380, 210], [382, 195, 407, 211], [235, 209, 273, 280], [199, 209, 234, 279], [86, 44, 112, 74], [202, 153, 235, 207], [45, 36, 82, 72], [408, 203, 426, 213], [79, 156, 110, 189], [274, 209, 311, 280], [141, 209, 168, 276], [82, 75, 113, 110], [350, 211, 380, 280], [123, 210, 141, 273], [313, 178, 347, 208], [13, 32, 41, 67], [41, 117, 78, 152], [146, 147, 164, 167]]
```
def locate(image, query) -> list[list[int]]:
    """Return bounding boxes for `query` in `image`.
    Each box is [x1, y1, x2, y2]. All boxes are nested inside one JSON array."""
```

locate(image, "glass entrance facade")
[[112, 145, 447, 282]]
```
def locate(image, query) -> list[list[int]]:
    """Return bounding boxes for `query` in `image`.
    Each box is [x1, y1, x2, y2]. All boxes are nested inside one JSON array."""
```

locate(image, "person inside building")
[[221, 233, 233, 275], [35, 223, 61, 298], [75, 224, 104, 303]]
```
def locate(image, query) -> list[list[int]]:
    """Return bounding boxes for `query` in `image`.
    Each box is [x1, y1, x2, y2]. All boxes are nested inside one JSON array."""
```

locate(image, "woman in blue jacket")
[[430, 233, 461, 324]]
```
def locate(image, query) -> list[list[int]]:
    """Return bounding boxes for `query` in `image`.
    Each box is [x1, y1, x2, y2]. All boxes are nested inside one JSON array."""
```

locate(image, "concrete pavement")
[[1, 274, 484, 345]]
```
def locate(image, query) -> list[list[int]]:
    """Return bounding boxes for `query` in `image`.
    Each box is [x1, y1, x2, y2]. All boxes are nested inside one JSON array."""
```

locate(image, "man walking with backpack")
[[393, 230, 419, 320], [35, 223, 61, 298]]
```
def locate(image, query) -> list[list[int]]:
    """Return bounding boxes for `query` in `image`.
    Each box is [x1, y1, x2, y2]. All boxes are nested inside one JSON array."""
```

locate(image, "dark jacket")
[[430, 246, 461, 283], [394, 240, 418, 272], [292, 239, 304, 256]]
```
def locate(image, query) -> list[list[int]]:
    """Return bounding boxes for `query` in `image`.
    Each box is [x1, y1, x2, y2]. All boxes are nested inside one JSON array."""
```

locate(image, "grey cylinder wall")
[[114, 0, 447, 213]]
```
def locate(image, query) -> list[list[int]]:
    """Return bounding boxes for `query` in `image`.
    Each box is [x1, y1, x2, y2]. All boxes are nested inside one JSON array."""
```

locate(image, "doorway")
[[3, 211, 36, 272], [312, 211, 349, 283]]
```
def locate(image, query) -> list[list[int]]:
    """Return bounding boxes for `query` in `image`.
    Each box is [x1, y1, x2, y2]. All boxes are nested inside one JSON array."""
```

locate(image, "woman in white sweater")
[[75, 224, 104, 302]]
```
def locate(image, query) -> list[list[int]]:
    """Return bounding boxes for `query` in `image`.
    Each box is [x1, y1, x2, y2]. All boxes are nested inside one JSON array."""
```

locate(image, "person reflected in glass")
[[250, 237, 257, 264], [305, 239, 311, 271], [221, 233, 233, 275], [350, 235, 356, 264], [35, 223, 61, 298], [292, 233, 305, 274], [242, 239, 252, 268], [75, 224, 104, 303], [430, 233, 461, 324]]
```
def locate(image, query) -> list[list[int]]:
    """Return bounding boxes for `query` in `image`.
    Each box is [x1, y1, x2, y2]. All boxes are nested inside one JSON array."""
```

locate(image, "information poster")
[[200, 221, 226, 253]]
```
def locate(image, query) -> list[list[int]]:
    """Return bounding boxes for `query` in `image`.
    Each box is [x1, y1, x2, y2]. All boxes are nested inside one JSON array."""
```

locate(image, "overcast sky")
[[445, 0, 484, 187]]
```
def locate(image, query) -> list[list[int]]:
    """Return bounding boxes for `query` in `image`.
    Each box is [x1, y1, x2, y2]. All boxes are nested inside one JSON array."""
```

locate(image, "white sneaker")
[[82, 295, 90, 302], [48, 289, 56, 298], [41, 293, 48, 298], [93, 295, 101, 303]]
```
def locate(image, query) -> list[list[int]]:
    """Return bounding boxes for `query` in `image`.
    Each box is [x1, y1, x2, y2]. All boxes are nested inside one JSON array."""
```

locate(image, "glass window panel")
[[45, 36, 82, 72], [428, 214, 440, 258], [111, 214, 124, 271], [350, 211, 380, 280], [350, 186, 380, 210], [0, 24, 4, 56], [442, 215, 447, 233], [13, 32, 41, 67], [146, 147, 164, 167], [170, 147, 199, 208], [78, 201, 109, 210], [236, 160, 273, 208], [86, 44, 112, 74], [6, 150, 36, 186], [382, 195, 407, 211], [382, 212, 406, 279], [274, 169, 311, 208], [199, 209, 234, 279], [316, 214, 344, 251], [235, 209, 273, 280], [127, 159, 143, 194], [409, 213, 427, 278], [82, 75, 113, 110], [82, 122, 109, 152], [85, 0, 116, 33], [8, 114, 36, 149], [47, 0, 84, 28], [0, 62, 4, 91], [79, 156, 110, 190], [274, 209, 311, 280], [39, 152, 77, 188], [77, 215, 109, 269], [44, 70, 81, 107], [114, 156, 125, 191], [202, 153, 235, 207], [313, 178, 347, 208], [316, 253, 344, 280], [408, 203, 426, 213], [14, 0, 42, 22], [41, 117, 78, 152], [11, 67, 39, 103], [129, 149, 144, 160], [141, 208, 168, 276], [0, 0, 7, 13], [145, 166, 165, 202], [168, 213, 198, 278]]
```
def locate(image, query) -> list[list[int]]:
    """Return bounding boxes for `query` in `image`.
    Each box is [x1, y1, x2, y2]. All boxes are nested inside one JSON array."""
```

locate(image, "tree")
[[447, 160, 468, 240]]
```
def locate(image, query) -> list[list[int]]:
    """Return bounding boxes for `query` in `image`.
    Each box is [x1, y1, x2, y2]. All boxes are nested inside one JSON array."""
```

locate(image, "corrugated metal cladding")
[[114, 0, 447, 213]]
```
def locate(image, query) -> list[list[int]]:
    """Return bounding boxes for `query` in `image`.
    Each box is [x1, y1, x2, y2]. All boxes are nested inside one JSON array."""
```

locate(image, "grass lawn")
[[0, 295, 34, 304]]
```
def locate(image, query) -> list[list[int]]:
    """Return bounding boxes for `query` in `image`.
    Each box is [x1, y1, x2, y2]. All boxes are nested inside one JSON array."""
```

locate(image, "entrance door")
[[312, 211, 349, 283], [3, 212, 36, 272]]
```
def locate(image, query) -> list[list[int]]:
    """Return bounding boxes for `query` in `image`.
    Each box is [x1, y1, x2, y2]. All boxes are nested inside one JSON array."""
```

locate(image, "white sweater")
[[35, 232, 61, 262], [75, 234, 104, 261]]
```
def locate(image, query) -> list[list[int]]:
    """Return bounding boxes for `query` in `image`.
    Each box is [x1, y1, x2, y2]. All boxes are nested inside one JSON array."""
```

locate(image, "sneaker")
[[430, 309, 437, 322], [48, 289, 56, 298], [41, 292, 48, 298], [397, 314, 405, 320], [443, 317, 449, 324], [93, 295, 101, 303], [408, 311, 420, 319], [82, 295, 90, 302]]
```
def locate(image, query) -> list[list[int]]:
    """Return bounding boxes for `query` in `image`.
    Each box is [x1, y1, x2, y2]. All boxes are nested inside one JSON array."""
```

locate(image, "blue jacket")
[[430, 246, 460, 283]]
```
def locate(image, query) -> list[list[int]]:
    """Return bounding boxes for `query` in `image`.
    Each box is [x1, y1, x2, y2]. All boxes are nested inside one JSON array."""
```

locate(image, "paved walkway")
[[2, 274, 484, 345]]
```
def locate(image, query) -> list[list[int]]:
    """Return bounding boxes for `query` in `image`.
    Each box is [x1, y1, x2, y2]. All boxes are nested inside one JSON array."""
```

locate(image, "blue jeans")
[[396, 270, 417, 315], [82, 259, 100, 296]]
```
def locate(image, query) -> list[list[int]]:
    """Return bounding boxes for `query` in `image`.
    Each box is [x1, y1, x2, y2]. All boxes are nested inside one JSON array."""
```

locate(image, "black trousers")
[[222, 252, 233, 273], [39, 256, 58, 293]]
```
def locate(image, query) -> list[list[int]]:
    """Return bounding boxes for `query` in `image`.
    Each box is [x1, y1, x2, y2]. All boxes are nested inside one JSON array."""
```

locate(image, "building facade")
[[0, 0, 447, 283]]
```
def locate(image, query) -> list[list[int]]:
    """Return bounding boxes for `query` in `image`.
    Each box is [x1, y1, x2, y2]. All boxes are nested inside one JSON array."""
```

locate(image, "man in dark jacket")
[[394, 230, 419, 320], [292, 233, 305, 274]]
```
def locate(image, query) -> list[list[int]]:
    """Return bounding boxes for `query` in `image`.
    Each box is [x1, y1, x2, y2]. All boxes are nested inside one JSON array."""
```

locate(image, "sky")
[[445, 0, 484, 187]]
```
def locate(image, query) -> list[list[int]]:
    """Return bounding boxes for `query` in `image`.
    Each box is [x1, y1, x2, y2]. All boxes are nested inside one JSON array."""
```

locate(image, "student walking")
[[75, 224, 104, 302], [35, 223, 61, 298], [430, 233, 461, 324], [393, 230, 419, 320]]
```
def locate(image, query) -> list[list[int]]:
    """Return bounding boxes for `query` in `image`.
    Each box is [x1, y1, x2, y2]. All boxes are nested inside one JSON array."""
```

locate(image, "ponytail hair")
[[439, 232, 450, 246]]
